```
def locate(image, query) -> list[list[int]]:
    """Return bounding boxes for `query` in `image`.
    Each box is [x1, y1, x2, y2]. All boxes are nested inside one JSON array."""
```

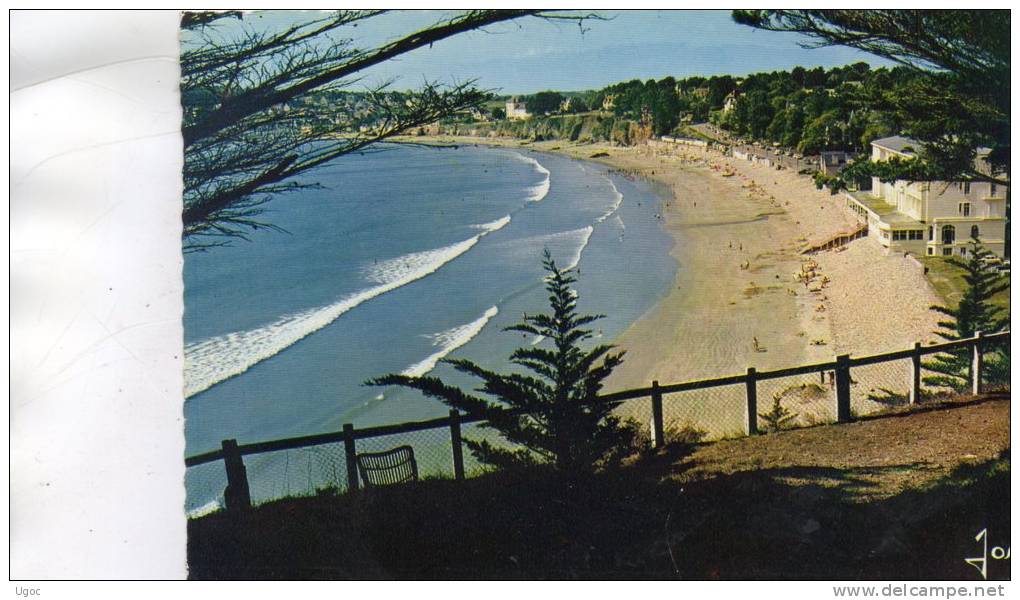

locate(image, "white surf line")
[[183, 217, 511, 399], [595, 176, 624, 223], [401, 306, 500, 377], [186, 499, 221, 519], [562, 226, 594, 271], [512, 152, 552, 202]]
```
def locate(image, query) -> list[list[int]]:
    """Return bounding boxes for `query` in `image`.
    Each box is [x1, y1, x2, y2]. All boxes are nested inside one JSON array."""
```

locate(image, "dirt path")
[[676, 393, 1010, 500]]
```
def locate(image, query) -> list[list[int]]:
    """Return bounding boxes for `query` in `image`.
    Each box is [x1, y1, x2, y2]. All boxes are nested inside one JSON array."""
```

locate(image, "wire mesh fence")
[[980, 338, 1011, 391], [614, 395, 652, 439], [850, 357, 913, 417], [660, 384, 746, 441], [460, 420, 515, 477], [917, 339, 1011, 399], [185, 459, 229, 518], [243, 441, 349, 505], [184, 332, 1010, 515], [356, 427, 456, 481], [758, 371, 835, 431]]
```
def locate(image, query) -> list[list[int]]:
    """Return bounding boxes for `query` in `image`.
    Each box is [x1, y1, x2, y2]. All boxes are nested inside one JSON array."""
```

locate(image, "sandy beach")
[[396, 134, 946, 432]]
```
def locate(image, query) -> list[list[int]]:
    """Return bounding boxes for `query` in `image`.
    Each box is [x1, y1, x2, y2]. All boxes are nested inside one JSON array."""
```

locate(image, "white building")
[[844, 136, 1007, 257], [722, 92, 740, 113], [505, 97, 530, 120]]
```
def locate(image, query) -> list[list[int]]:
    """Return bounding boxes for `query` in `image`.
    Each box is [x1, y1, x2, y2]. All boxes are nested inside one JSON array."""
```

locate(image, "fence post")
[[909, 342, 923, 405], [745, 368, 758, 436], [221, 439, 250, 512], [449, 409, 465, 481], [343, 423, 359, 491], [835, 354, 852, 423], [972, 331, 984, 395], [650, 380, 665, 449]]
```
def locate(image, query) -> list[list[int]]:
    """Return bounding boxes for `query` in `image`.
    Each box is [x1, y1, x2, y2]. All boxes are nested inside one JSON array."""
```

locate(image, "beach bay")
[[405, 135, 945, 432]]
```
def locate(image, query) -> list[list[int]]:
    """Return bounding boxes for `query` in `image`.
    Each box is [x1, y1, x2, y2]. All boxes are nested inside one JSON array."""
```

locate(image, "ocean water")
[[183, 143, 677, 512]]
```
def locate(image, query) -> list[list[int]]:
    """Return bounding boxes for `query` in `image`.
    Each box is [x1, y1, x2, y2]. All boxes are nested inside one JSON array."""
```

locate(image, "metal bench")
[[356, 445, 418, 488]]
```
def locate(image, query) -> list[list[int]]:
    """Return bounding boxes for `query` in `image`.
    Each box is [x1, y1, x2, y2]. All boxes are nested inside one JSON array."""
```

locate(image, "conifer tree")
[[368, 251, 638, 474], [923, 239, 1009, 392], [759, 394, 797, 433]]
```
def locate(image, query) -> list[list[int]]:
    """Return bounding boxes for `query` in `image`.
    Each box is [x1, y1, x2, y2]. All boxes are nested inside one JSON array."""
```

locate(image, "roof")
[[847, 191, 922, 228], [871, 135, 918, 156]]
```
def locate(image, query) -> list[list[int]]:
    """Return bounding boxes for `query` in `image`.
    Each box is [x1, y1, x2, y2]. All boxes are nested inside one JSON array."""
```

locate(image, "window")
[[943, 248, 953, 256], [971, 225, 980, 240], [941, 224, 956, 245], [991, 183, 997, 197], [928, 247, 934, 255], [928, 226, 933, 241], [958, 202, 971, 216], [908, 230, 924, 240], [960, 247, 967, 256], [963, 182, 971, 194]]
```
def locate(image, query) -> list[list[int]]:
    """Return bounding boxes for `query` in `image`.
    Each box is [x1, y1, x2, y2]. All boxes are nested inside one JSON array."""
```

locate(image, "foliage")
[[732, 10, 1009, 185], [368, 251, 639, 475], [922, 239, 1010, 392], [866, 387, 909, 407], [526, 91, 566, 116], [759, 394, 798, 433], [563, 96, 589, 114], [179, 10, 605, 250], [813, 172, 842, 194]]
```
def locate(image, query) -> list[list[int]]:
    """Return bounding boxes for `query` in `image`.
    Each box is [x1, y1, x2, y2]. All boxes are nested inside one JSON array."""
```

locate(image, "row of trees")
[[577, 64, 923, 155], [509, 63, 923, 153], [712, 64, 921, 155]]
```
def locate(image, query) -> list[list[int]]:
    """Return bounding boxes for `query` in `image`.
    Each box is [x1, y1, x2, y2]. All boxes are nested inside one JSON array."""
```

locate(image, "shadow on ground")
[[188, 446, 1009, 580]]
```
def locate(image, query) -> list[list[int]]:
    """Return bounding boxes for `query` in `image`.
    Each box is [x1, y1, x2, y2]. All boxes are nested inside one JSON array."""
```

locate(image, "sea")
[[183, 143, 677, 513]]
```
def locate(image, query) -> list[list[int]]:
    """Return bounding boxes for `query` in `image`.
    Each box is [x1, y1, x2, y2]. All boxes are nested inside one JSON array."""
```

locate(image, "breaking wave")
[[595, 177, 624, 223], [513, 153, 551, 202], [560, 226, 594, 271], [183, 217, 511, 398], [401, 306, 499, 377]]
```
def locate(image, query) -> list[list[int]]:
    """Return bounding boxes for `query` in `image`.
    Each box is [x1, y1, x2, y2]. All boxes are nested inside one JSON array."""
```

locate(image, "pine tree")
[[923, 239, 1010, 392], [368, 251, 638, 475], [759, 394, 797, 433]]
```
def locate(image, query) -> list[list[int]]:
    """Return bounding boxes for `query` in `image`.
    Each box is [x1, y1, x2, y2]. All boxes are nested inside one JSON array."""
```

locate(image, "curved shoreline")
[[393, 135, 944, 398]]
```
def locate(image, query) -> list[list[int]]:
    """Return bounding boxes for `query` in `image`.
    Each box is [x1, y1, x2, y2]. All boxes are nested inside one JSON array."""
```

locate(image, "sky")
[[194, 10, 894, 94]]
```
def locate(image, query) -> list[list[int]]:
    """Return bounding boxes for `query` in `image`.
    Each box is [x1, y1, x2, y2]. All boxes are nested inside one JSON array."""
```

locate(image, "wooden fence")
[[185, 330, 1009, 512]]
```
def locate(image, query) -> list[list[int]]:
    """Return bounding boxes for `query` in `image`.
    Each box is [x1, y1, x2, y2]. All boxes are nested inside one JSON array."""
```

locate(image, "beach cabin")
[[843, 136, 1007, 257]]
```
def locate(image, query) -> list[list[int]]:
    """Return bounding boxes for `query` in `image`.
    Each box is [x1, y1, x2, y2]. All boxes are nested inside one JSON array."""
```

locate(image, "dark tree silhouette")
[[180, 10, 600, 250], [368, 251, 639, 475], [923, 239, 1010, 392]]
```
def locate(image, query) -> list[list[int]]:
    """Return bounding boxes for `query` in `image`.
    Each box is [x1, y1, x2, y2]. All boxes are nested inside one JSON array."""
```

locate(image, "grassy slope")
[[920, 256, 1011, 316], [189, 395, 1010, 580]]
